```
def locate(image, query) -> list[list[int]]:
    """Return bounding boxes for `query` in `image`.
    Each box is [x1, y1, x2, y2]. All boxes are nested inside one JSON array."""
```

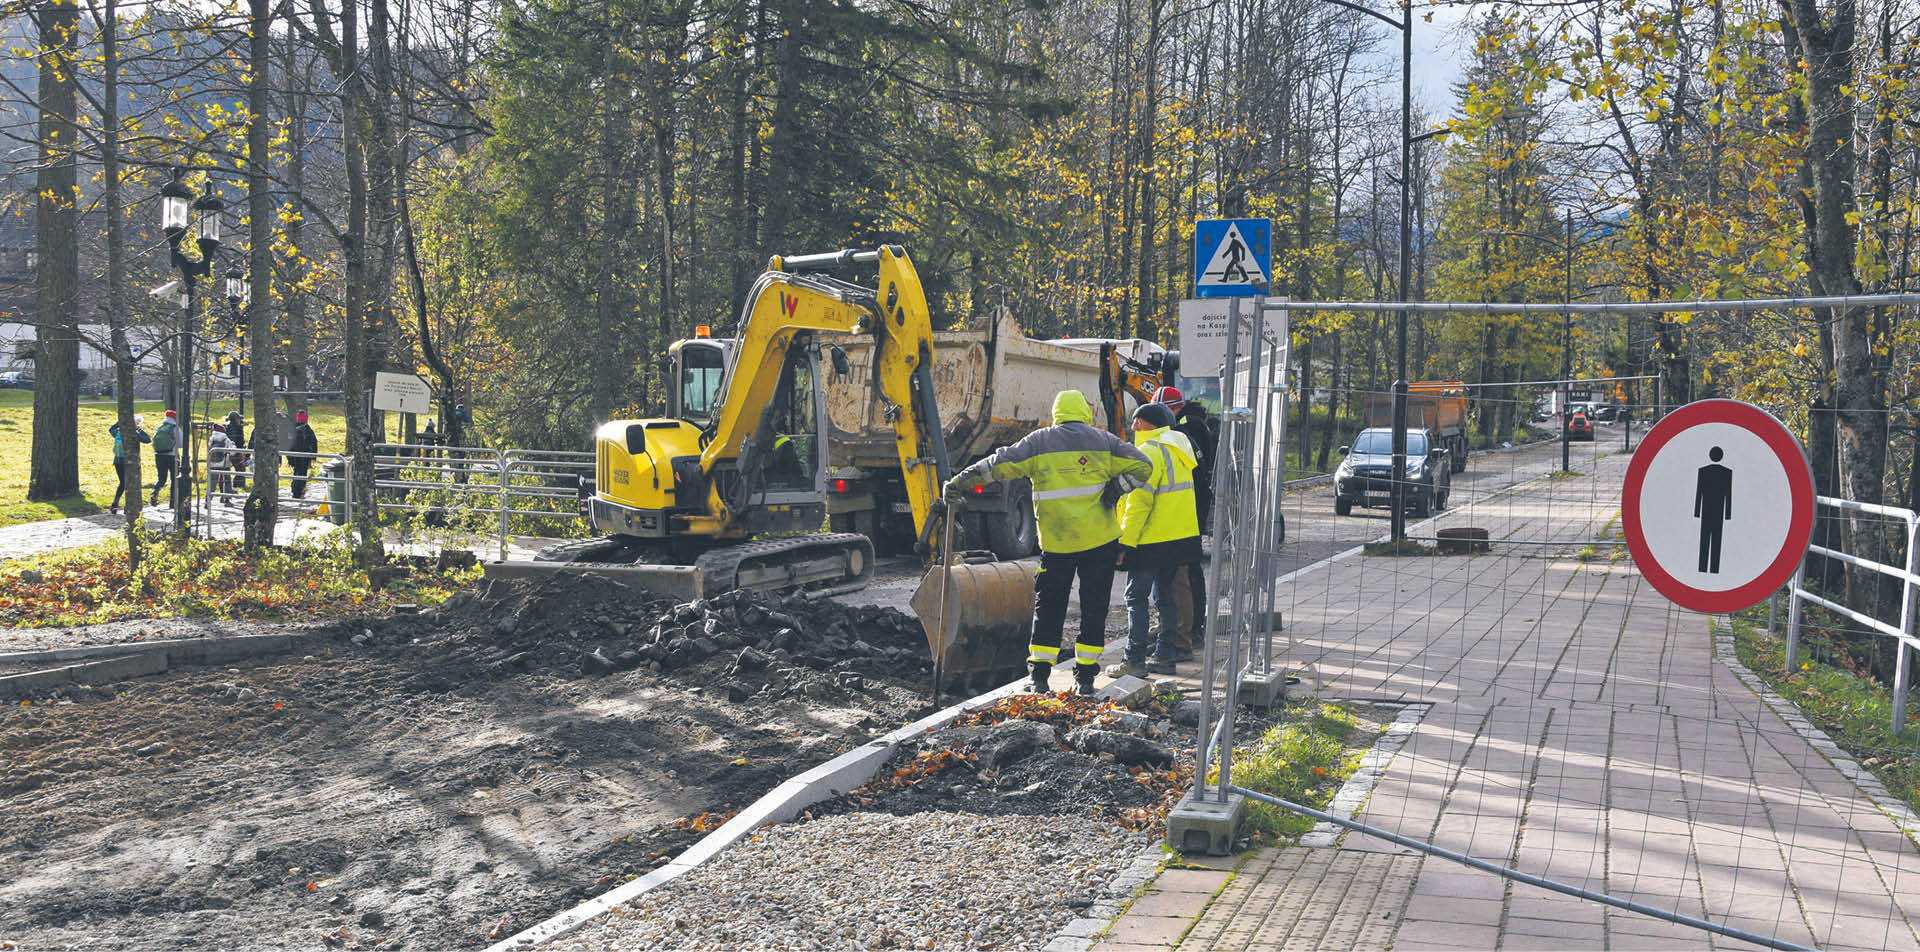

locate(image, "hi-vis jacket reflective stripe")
[[954, 391, 1153, 554], [1119, 427, 1201, 549]]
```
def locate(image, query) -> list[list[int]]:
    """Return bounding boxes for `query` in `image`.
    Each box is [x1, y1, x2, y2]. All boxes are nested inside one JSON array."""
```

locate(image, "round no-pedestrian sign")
[[1622, 399, 1814, 613]]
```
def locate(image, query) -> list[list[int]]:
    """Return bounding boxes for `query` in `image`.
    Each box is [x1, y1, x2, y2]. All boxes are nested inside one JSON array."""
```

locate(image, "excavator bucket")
[[910, 554, 1037, 689]]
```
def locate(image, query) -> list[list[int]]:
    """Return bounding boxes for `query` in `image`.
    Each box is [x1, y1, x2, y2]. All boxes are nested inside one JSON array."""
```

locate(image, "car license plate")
[[892, 502, 913, 513]]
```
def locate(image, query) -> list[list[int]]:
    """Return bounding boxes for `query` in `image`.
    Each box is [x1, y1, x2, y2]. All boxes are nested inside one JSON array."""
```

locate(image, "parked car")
[[1334, 427, 1453, 517], [1566, 410, 1596, 441], [1594, 404, 1619, 422], [0, 371, 33, 389]]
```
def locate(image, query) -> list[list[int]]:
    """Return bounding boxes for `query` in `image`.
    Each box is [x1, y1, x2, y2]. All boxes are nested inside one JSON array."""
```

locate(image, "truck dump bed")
[[822, 313, 1129, 470]]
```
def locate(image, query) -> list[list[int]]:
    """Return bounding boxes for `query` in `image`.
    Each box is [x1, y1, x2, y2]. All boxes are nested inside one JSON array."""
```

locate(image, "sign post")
[[1622, 399, 1815, 614], [1192, 218, 1272, 299], [373, 371, 433, 416]]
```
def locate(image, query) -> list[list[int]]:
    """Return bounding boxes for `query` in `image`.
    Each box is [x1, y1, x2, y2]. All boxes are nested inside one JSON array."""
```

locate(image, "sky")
[[1407, 1, 1481, 117]]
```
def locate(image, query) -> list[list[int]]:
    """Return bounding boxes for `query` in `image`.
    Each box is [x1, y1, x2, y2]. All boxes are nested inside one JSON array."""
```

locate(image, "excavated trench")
[[0, 571, 944, 950]]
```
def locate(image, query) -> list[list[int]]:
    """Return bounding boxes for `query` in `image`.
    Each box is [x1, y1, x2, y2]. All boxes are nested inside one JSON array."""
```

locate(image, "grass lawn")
[[0, 533, 477, 627], [0, 390, 348, 529]]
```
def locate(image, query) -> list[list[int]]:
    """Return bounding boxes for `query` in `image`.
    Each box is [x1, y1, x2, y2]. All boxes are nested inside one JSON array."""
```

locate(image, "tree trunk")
[[282, 34, 311, 418], [1782, 0, 1886, 635], [29, 0, 80, 502], [341, 0, 381, 565], [243, 0, 280, 547], [95, 0, 140, 572]]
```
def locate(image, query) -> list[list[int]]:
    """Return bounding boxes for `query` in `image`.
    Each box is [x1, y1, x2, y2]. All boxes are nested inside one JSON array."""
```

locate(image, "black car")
[[1334, 427, 1453, 517]]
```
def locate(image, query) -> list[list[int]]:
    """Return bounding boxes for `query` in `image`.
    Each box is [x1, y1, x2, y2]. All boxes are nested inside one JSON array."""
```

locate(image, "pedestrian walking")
[[1106, 402, 1202, 679], [289, 410, 319, 498], [149, 410, 180, 507], [207, 426, 236, 505], [109, 415, 150, 514], [945, 390, 1153, 695], [225, 411, 249, 491]]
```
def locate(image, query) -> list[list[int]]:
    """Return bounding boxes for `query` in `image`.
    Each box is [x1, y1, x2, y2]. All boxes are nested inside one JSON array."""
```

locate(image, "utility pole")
[[1561, 209, 1572, 475]]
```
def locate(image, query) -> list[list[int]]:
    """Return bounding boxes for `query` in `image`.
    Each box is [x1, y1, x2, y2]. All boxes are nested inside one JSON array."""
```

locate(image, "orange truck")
[[1362, 380, 1469, 473]]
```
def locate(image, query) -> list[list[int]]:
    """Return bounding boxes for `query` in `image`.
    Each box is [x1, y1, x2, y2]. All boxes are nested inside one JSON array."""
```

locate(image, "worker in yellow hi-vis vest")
[[946, 390, 1153, 695], [1106, 401, 1202, 679]]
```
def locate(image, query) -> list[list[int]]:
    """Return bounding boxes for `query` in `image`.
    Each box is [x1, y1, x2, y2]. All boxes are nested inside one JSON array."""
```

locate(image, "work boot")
[[1104, 660, 1147, 680], [1074, 664, 1098, 696], [1028, 662, 1052, 694], [1146, 656, 1180, 675]]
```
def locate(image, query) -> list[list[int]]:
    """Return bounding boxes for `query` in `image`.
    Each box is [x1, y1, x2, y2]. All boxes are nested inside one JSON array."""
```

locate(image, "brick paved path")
[[1096, 452, 1920, 952]]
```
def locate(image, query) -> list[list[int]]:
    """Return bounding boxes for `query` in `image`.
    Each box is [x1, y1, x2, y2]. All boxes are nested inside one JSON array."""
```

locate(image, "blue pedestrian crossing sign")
[[1193, 218, 1271, 297]]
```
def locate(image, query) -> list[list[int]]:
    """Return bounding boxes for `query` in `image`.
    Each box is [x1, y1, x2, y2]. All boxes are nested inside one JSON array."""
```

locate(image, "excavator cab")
[[667, 336, 729, 425], [664, 333, 823, 495]]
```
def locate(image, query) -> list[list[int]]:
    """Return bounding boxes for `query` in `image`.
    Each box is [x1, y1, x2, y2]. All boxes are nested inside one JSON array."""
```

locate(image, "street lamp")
[[224, 266, 249, 418], [160, 173, 191, 238], [1314, 0, 1415, 540], [158, 167, 224, 535]]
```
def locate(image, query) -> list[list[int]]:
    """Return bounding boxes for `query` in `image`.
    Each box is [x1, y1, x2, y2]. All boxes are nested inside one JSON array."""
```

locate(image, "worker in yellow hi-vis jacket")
[[1106, 401, 1202, 679], [946, 390, 1154, 695]]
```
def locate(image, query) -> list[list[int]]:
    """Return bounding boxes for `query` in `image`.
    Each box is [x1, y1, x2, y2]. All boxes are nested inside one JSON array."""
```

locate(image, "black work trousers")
[[1030, 540, 1119, 670]]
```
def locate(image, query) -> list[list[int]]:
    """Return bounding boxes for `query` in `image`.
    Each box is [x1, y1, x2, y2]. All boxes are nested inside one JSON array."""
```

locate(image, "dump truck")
[[817, 313, 1170, 559], [1362, 380, 1469, 472]]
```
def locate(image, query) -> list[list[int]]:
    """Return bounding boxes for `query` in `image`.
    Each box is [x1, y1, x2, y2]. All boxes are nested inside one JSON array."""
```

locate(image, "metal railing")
[[370, 443, 592, 560], [189, 442, 592, 558], [197, 450, 354, 534], [1786, 496, 1920, 732]]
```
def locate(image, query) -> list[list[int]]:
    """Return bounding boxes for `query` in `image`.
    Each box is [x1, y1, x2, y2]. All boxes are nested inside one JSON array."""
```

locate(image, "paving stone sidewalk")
[[1090, 453, 1920, 952]]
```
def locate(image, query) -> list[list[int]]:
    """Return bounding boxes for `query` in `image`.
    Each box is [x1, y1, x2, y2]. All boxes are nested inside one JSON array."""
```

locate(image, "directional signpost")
[[1622, 399, 1814, 613]]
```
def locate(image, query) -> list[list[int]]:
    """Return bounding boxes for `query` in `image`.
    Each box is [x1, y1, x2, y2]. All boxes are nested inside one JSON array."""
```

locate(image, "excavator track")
[[488, 532, 875, 602], [695, 533, 875, 598]]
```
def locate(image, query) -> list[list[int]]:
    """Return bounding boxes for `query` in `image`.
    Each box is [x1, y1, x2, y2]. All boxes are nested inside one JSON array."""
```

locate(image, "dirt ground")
[[0, 572, 943, 950]]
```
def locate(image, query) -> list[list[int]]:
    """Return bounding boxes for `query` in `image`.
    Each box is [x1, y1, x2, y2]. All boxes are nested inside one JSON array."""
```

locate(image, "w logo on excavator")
[[779, 292, 800, 317]]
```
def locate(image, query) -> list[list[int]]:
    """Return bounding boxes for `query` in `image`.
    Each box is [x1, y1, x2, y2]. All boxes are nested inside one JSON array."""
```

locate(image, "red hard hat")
[[1152, 386, 1185, 412]]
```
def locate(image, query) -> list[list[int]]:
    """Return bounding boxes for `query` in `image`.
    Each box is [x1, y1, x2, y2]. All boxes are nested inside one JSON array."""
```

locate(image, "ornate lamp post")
[[158, 168, 224, 533]]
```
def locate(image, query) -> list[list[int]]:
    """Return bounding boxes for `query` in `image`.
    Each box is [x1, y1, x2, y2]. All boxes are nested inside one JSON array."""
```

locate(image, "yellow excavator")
[[500, 246, 950, 601]]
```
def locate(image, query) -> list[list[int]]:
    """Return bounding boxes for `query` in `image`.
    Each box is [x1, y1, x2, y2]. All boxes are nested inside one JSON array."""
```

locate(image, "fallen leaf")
[[487, 915, 512, 941], [730, 756, 749, 766], [305, 881, 319, 893]]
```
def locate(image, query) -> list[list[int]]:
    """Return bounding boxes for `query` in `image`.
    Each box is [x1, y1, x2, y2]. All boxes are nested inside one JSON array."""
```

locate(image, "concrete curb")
[[0, 651, 172, 695], [1299, 702, 1431, 847], [1712, 628, 1920, 847], [488, 673, 1037, 951], [0, 632, 329, 698]]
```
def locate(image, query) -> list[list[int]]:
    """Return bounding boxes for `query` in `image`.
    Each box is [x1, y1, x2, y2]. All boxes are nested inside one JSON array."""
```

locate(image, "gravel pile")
[[565, 811, 1147, 951]]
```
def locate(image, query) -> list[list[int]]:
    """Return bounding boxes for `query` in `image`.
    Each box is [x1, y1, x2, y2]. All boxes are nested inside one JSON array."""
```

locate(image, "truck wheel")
[[1335, 497, 1352, 517], [985, 482, 1038, 559], [1412, 490, 1431, 518], [1452, 437, 1468, 472]]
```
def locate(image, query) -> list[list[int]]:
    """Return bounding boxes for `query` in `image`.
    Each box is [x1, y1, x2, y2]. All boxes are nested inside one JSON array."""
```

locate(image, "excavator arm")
[[694, 246, 947, 544]]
